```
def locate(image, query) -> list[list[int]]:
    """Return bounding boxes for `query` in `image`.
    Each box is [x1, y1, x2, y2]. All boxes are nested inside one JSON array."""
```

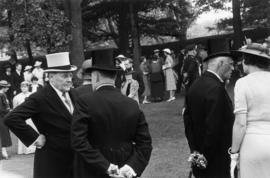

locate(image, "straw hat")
[[0, 80, 11, 87], [24, 65, 32, 71], [163, 48, 171, 54], [34, 61, 42, 67]]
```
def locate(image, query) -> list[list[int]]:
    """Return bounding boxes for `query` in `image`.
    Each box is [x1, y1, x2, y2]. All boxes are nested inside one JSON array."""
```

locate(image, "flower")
[[188, 151, 208, 169]]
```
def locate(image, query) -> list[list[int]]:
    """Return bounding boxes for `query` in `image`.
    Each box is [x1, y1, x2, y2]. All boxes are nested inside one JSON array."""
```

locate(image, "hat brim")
[[85, 66, 121, 72], [234, 48, 270, 60], [44, 65, 77, 73], [203, 51, 235, 62]]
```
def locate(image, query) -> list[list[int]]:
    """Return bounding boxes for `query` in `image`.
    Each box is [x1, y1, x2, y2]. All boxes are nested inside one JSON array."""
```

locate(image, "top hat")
[[163, 48, 171, 54], [203, 51, 234, 62], [24, 65, 32, 71], [86, 51, 121, 72], [0, 80, 11, 87], [44, 52, 77, 73], [34, 61, 42, 67]]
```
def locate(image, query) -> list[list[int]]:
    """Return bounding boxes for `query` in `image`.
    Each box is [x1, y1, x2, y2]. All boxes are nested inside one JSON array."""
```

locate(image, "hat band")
[[46, 65, 72, 70]]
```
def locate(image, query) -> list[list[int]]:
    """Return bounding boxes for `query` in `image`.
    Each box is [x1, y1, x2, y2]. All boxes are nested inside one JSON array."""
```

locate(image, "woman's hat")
[[0, 80, 11, 87], [115, 54, 126, 60], [34, 61, 42, 67], [24, 65, 32, 71], [236, 38, 270, 60], [44, 52, 77, 73], [163, 48, 171, 54], [154, 49, 160, 53]]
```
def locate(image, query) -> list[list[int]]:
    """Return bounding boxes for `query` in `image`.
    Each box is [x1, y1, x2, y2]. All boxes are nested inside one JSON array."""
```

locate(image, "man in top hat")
[[75, 59, 93, 96], [5, 52, 77, 178], [71, 52, 152, 178], [32, 61, 44, 86], [183, 52, 235, 178]]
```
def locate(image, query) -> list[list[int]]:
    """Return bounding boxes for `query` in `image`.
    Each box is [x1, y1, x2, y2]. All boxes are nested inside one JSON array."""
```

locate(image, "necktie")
[[62, 92, 72, 113]]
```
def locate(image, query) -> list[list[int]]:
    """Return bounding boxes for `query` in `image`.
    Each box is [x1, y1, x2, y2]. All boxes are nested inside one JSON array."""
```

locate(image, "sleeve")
[[71, 98, 110, 174], [4, 94, 40, 147], [202, 87, 227, 161], [234, 79, 248, 114], [126, 110, 152, 176], [136, 73, 145, 96]]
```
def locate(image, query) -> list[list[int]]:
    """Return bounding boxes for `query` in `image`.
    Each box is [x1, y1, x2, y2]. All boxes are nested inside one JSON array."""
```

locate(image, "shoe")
[[2, 149, 9, 159], [167, 97, 176, 102]]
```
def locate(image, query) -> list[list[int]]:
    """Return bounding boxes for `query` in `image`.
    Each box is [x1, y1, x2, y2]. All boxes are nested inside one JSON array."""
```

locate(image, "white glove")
[[230, 152, 239, 178], [119, 164, 136, 178], [107, 164, 120, 176]]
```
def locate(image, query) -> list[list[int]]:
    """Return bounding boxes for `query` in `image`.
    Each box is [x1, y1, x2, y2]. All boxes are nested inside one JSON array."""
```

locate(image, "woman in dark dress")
[[0, 80, 12, 159]]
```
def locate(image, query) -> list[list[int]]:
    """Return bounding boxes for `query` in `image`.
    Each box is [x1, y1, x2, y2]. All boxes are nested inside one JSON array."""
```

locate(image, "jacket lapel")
[[44, 84, 73, 120]]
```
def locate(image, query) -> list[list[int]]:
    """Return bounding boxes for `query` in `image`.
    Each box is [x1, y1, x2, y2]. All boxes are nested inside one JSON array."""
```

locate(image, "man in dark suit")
[[4, 52, 77, 178], [183, 52, 235, 178], [11, 62, 24, 96], [71, 53, 152, 178]]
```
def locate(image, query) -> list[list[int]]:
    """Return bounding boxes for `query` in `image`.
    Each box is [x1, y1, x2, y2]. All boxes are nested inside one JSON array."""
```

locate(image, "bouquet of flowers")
[[188, 151, 208, 169]]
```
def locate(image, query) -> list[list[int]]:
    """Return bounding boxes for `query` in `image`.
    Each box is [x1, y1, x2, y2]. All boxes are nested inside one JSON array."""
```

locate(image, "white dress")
[[13, 92, 38, 154], [234, 71, 270, 178]]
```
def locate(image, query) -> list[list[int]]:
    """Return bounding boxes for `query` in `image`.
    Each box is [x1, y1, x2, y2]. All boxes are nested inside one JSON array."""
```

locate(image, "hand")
[[34, 134, 46, 149], [119, 165, 136, 178], [229, 150, 239, 178], [107, 164, 120, 176]]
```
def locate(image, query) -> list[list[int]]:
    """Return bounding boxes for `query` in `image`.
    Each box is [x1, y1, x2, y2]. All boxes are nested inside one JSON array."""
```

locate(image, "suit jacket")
[[75, 84, 93, 97], [184, 71, 234, 178], [4, 84, 76, 178], [71, 86, 152, 178]]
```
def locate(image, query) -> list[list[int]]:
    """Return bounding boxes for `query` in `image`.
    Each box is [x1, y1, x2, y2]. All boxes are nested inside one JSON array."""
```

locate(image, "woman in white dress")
[[23, 65, 33, 83], [230, 40, 270, 178], [13, 81, 37, 154], [32, 61, 44, 86]]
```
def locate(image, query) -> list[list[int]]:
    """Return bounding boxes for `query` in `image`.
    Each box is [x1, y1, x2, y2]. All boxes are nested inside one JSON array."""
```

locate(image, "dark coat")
[[11, 71, 24, 95], [182, 55, 200, 89], [71, 86, 152, 178], [184, 71, 234, 178], [4, 84, 76, 178], [0, 93, 12, 147], [132, 72, 144, 97], [75, 84, 93, 97]]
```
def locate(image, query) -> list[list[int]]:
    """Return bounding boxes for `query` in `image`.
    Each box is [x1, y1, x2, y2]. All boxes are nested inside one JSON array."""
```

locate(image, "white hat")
[[44, 52, 77, 73], [115, 54, 126, 59], [163, 48, 171, 54], [24, 65, 32, 71], [34, 61, 42, 67]]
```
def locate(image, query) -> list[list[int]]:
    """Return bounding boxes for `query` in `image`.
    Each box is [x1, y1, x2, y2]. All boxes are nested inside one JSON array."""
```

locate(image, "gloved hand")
[[229, 150, 239, 178]]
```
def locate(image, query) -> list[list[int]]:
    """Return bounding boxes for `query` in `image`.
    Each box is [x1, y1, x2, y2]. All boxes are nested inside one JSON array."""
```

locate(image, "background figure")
[[121, 70, 140, 104], [150, 49, 164, 102], [184, 52, 235, 178], [0, 80, 12, 159], [32, 61, 44, 86], [140, 56, 151, 104], [176, 49, 185, 93], [230, 41, 270, 178], [2, 65, 14, 105], [162, 48, 177, 102], [13, 81, 37, 155], [23, 65, 33, 83], [11, 62, 24, 96], [75, 59, 93, 96], [29, 76, 43, 93]]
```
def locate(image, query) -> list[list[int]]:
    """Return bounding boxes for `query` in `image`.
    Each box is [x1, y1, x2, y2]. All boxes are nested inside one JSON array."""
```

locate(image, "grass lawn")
[[2, 95, 190, 178]]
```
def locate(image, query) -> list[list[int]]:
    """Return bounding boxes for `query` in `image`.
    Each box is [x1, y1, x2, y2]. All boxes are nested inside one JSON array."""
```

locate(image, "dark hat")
[[86, 51, 121, 72], [203, 51, 234, 62], [0, 80, 11, 87]]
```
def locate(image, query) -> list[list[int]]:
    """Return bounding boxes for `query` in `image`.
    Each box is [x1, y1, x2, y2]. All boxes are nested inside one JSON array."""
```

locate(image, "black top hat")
[[203, 51, 234, 62], [86, 50, 121, 72]]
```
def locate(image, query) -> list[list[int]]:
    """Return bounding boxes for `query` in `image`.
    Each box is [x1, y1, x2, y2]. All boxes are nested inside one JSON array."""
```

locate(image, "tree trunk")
[[25, 39, 33, 64], [118, 3, 129, 56], [70, 0, 84, 67], [129, 2, 141, 71], [232, 0, 244, 49]]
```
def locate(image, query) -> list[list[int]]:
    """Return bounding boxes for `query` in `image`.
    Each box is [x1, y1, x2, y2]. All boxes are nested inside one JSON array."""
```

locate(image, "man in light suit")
[[71, 52, 152, 178], [184, 52, 235, 178], [5, 52, 77, 178]]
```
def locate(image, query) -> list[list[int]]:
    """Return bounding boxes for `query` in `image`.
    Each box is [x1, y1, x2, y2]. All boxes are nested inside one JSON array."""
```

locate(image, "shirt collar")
[[207, 70, 224, 82], [50, 83, 65, 97], [95, 83, 115, 91]]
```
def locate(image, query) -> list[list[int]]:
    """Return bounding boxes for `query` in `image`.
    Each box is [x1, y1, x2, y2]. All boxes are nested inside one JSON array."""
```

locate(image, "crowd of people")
[[0, 36, 269, 178]]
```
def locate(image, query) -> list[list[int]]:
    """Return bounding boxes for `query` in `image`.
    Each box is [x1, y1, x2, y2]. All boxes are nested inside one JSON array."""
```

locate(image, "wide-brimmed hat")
[[0, 80, 11, 87], [34, 61, 42, 67], [235, 40, 270, 60], [86, 51, 121, 72], [163, 48, 171, 54], [44, 52, 77, 73], [154, 49, 160, 53], [24, 65, 32, 71], [115, 54, 126, 59], [203, 51, 234, 62], [77, 59, 92, 80]]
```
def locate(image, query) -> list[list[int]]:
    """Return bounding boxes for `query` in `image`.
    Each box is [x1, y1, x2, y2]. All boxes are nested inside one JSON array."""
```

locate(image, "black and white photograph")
[[0, 0, 269, 178]]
